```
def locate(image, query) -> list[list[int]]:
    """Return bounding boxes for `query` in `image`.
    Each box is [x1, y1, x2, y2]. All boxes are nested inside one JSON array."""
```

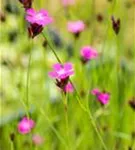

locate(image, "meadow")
[[0, 0, 135, 150]]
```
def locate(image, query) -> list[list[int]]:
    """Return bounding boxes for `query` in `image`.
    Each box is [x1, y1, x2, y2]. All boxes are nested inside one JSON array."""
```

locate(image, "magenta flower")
[[48, 62, 74, 91], [97, 92, 110, 105], [26, 8, 53, 38], [64, 82, 74, 93], [67, 20, 85, 37], [80, 46, 98, 63], [61, 0, 75, 6], [91, 88, 100, 95], [91, 88, 110, 105], [49, 63, 74, 80], [26, 8, 53, 26], [32, 134, 44, 145], [18, 117, 35, 134]]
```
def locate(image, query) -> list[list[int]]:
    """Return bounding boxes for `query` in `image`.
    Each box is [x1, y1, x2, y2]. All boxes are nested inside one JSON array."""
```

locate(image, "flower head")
[[91, 88, 100, 95], [91, 88, 110, 105], [26, 8, 53, 26], [97, 92, 110, 105], [80, 46, 98, 63], [18, 117, 35, 134], [64, 82, 74, 93], [49, 62, 74, 80], [32, 134, 44, 145], [67, 20, 85, 36], [48, 62, 74, 91], [61, 0, 75, 6]]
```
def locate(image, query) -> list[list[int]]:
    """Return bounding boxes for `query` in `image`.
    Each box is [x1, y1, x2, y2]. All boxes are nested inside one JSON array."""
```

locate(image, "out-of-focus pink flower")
[[91, 88, 110, 105], [97, 92, 110, 105], [67, 20, 85, 35], [18, 117, 35, 134], [91, 88, 100, 95], [80, 46, 98, 63], [32, 134, 44, 145], [64, 82, 74, 93], [61, 0, 75, 6], [48, 62, 74, 80], [26, 8, 53, 26]]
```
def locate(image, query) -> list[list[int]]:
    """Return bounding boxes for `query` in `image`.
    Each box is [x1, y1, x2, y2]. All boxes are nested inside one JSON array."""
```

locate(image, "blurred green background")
[[0, 0, 135, 150]]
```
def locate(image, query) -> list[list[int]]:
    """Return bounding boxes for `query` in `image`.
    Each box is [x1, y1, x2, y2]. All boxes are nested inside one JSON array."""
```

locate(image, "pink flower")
[[67, 20, 85, 34], [91, 88, 110, 105], [49, 63, 74, 91], [80, 46, 98, 62], [91, 88, 100, 95], [32, 134, 44, 145], [26, 8, 53, 26], [61, 0, 75, 6], [64, 82, 74, 93], [48, 62, 74, 80], [18, 117, 35, 134], [97, 92, 110, 105]]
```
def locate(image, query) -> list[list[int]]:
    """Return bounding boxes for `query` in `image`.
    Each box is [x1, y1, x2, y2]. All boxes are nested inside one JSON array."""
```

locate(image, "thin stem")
[[42, 32, 62, 63], [41, 32, 108, 150], [63, 93, 70, 150], [40, 108, 67, 147], [26, 40, 33, 116]]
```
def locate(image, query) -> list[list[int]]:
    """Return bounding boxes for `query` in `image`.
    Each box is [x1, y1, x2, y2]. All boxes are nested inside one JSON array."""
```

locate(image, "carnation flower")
[[26, 8, 53, 26], [32, 134, 44, 145], [18, 117, 35, 134], [97, 92, 110, 105], [64, 82, 74, 93], [61, 0, 75, 6], [48, 62, 74, 92], [49, 62, 74, 80], [25, 8, 53, 38], [80, 46, 98, 63], [91, 88, 110, 105], [67, 20, 85, 37]]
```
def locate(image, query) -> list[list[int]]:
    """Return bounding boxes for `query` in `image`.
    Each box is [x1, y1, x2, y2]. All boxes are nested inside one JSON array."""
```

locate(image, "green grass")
[[0, 0, 135, 150]]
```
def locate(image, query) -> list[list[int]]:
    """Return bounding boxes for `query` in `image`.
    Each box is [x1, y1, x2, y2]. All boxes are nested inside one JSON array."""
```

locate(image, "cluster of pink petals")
[[67, 20, 85, 34], [80, 46, 98, 61], [91, 88, 110, 105], [26, 8, 53, 26], [48, 62, 74, 79], [64, 82, 74, 93], [62, 0, 75, 6], [18, 117, 35, 134], [32, 134, 44, 145]]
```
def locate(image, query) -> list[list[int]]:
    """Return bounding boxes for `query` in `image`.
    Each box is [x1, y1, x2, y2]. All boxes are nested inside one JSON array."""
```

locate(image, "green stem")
[[41, 31, 108, 150], [26, 41, 33, 116], [40, 108, 67, 147], [41, 32, 62, 63], [63, 93, 70, 150]]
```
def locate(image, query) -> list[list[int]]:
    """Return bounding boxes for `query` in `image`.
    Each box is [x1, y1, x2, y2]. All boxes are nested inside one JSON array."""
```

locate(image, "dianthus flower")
[[61, 0, 75, 7], [97, 92, 110, 105], [80, 46, 98, 63], [26, 8, 53, 38], [67, 20, 85, 37], [32, 134, 44, 145], [64, 82, 74, 93], [91, 88, 110, 105], [48, 62, 74, 92], [18, 117, 35, 134]]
